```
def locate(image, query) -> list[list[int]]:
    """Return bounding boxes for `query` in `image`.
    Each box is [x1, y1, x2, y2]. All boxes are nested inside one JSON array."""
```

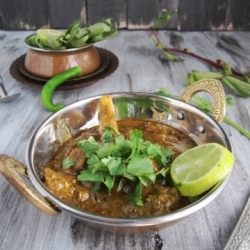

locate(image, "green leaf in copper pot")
[[87, 18, 113, 38], [25, 34, 40, 47], [36, 29, 65, 49], [87, 18, 118, 43], [68, 33, 89, 48]]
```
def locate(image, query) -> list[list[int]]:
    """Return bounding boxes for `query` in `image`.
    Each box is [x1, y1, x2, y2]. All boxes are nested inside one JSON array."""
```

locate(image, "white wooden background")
[[0, 30, 250, 250]]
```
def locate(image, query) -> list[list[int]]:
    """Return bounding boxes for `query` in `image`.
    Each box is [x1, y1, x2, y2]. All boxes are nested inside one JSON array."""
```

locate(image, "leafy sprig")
[[25, 18, 118, 50], [151, 10, 250, 97], [77, 129, 172, 205], [155, 89, 250, 140]]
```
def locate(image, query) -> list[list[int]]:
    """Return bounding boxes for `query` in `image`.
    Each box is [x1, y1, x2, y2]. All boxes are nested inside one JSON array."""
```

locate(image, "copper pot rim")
[[25, 34, 93, 53]]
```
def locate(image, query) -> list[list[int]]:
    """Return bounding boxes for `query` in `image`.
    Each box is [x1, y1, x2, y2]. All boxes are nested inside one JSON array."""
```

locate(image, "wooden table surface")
[[0, 30, 250, 250]]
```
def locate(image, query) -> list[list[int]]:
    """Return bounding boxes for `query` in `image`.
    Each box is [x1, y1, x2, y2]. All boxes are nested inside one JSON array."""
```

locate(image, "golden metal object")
[[181, 79, 226, 124], [0, 154, 61, 216]]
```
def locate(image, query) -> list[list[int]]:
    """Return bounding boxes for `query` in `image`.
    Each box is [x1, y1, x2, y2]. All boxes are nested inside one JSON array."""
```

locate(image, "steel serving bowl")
[[0, 79, 233, 233]]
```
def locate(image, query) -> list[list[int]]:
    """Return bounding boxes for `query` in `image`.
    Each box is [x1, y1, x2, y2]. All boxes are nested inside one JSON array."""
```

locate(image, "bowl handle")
[[0, 154, 61, 216], [181, 79, 226, 124]]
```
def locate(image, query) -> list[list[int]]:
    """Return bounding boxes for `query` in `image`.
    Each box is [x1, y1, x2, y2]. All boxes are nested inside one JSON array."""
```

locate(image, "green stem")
[[155, 90, 250, 140], [223, 117, 250, 139], [151, 30, 245, 77]]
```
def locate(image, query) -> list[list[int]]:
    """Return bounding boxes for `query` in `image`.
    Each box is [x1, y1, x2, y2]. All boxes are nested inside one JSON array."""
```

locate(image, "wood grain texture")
[[87, 0, 127, 28], [48, 0, 87, 28], [225, 0, 250, 30], [178, 0, 229, 31], [127, 0, 179, 29], [0, 0, 49, 30], [0, 0, 250, 30], [0, 30, 250, 250]]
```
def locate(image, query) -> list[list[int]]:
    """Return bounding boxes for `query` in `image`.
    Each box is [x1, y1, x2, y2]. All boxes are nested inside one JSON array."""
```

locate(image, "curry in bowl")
[[43, 96, 197, 217]]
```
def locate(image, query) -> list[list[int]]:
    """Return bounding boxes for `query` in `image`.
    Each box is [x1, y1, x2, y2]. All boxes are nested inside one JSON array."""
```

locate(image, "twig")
[[151, 30, 245, 77]]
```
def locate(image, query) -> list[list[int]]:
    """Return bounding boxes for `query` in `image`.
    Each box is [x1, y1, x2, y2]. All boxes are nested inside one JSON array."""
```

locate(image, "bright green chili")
[[41, 66, 82, 112]]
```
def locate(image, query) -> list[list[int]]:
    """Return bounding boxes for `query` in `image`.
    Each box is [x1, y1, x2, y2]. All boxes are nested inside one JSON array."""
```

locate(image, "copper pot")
[[0, 79, 233, 233], [24, 40, 101, 78]]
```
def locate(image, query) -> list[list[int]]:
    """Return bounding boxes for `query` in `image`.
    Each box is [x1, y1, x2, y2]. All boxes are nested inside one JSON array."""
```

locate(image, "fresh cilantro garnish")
[[102, 128, 115, 142], [77, 128, 172, 205], [62, 157, 75, 169]]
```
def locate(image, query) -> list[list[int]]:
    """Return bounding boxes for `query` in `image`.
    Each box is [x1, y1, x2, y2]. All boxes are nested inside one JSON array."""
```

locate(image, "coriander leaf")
[[102, 172, 114, 191], [156, 167, 169, 177], [77, 169, 104, 182], [62, 157, 75, 169], [78, 136, 99, 157], [158, 148, 172, 165], [122, 172, 137, 182], [102, 128, 115, 142], [138, 174, 156, 186], [117, 178, 124, 192], [97, 143, 116, 158], [101, 156, 126, 175], [87, 155, 108, 172], [126, 182, 143, 206], [114, 135, 132, 157], [127, 154, 154, 176], [129, 129, 143, 155], [145, 142, 162, 158]]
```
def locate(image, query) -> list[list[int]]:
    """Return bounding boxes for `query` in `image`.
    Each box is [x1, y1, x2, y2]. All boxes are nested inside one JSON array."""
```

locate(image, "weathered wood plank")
[[225, 0, 250, 30], [48, 0, 87, 28], [0, 0, 49, 30], [87, 0, 127, 28], [178, 0, 229, 31], [127, 0, 179, 29]]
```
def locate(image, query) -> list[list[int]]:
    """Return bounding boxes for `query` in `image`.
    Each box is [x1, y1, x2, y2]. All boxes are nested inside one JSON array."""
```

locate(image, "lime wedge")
[[170, 143, 234, 197]]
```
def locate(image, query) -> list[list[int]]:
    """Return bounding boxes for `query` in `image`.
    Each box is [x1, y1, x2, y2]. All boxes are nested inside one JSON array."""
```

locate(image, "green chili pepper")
[[41, 66, 82, 112]]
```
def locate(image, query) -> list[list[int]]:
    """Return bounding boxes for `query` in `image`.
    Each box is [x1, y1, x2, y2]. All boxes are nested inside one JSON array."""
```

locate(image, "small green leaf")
[[153, 9, 177, 29], [77, 169, 104, 182], [78, 137, 99, 157], [127, 154, 154, 176], [126, 182, 143, 206], [102, 128, 115, 142], [62, 157, 75, 169]]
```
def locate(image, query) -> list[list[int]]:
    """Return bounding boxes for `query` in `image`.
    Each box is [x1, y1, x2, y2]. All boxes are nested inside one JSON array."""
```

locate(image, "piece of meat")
[[44, 168, 90, 205], [68, 147, 86, 171], [50, 140, 77, 171], [98, 95, 118, 134]]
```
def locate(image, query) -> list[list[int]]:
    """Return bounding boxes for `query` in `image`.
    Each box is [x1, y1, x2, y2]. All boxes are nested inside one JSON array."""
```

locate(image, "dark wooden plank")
[[127, 0, 179, 29], [226, 0, 250, 30], [48, 0, 87, 29], [87, 0, 127, 28], [179, 0, 229, 31], [0, 0, 48, 30]]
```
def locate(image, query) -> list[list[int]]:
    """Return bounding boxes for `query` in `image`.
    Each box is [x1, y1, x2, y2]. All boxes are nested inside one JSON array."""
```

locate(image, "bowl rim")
[[24, 33, 93, 53]]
